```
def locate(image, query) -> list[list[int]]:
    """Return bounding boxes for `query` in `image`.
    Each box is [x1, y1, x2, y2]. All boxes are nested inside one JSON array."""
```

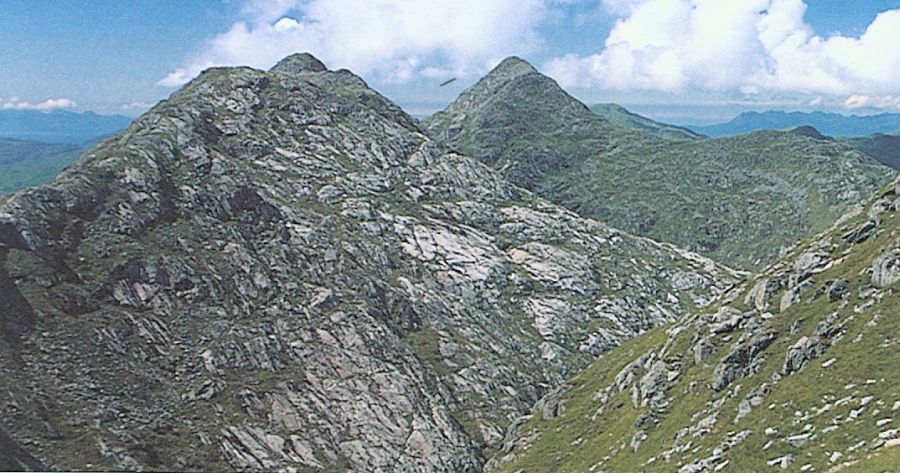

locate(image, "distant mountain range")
[[589, 105, 900, 172], [689, 110, 900, 137], [0, 109, 131, 144]]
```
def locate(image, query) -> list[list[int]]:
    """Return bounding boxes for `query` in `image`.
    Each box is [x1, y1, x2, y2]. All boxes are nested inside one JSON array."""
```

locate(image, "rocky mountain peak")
[[487, 56, 538, 80], [423, 56, 611, 189], [269, 52, 328, 75], [790, 125, 832, 141]]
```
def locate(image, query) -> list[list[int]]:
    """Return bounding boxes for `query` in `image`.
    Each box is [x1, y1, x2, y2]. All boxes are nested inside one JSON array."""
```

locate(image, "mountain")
[[0, 138, 87, 195], [690, 111, 900, 138], [0, 109, 132, 144], [844, 133, 900, 171], [0, 53, 740, 472], [590, 103, 704, 140], [425, 58, 895, 271], [490, 176, 900, 472]]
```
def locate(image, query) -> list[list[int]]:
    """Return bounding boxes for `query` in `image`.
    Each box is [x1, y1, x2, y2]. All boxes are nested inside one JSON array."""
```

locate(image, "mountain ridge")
[[590, 103, 704, 141], [689, 110, 900, 138]]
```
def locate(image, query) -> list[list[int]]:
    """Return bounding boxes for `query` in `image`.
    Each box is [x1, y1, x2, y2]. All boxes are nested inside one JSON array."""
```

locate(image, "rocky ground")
[[0, 54, 740, 472], [492, 176, 900, 472]]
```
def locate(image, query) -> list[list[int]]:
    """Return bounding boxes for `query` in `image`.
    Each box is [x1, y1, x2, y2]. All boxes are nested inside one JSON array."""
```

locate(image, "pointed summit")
[[424, 54, 608, 189], [488, 56, 538, 79], [270, 52, 327, 75]]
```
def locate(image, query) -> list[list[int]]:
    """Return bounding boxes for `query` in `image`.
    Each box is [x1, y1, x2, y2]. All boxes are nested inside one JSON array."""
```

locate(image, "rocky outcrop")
[[489, 175, 900, 473], [871, 245, 900, 288], [710, 329, 777, 391]]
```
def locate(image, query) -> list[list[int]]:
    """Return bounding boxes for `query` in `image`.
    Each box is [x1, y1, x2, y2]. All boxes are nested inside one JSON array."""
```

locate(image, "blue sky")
[[2, 0, 900, 124]]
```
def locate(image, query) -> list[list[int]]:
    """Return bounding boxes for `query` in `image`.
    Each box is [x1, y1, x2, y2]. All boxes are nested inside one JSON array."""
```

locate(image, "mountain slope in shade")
[[0, 109, 132, 144], [689, 111, 900, 138], [844, 133, 900, 171], [492, 176, 900, 472], [0, 53, 739, 472], [0, 138, 88, 196], [590, 103, 704, 141], [425, 58, 895, 271]]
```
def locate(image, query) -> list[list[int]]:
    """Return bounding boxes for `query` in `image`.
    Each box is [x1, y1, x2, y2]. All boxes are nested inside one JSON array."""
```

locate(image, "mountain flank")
[[0, 138, 92, 195], [426, 58, 896, 271], [491, 175, 900, 472]]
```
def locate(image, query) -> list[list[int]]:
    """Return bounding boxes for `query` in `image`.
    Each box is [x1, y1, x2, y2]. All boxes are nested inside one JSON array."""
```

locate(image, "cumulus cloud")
[[843, 95, 900, 110], [545, 0, 900, 100], [1, 97, 76, 111], [158, 0, 547, 86]]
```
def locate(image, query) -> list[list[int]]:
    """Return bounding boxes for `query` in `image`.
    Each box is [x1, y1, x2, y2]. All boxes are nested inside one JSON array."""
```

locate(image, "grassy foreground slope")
[[491, 177, 900, 473]]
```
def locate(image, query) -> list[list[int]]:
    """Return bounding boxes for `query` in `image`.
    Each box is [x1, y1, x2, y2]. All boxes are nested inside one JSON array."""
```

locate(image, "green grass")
[[494, 180, 900, 472]]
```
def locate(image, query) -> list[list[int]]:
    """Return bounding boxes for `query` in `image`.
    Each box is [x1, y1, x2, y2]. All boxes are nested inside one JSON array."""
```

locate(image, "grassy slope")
[[543, 130, 893, 270], [494, 179, 900, 472]]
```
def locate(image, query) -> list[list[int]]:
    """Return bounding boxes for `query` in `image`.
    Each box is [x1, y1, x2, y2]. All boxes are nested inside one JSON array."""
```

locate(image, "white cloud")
[[157, 68, 190, 87], [158, 0, 548, 86], [545, 0, 900, 98], [121, 101, 152, 111], [843, 95, 900, 110], [1, 97, 76, 111]]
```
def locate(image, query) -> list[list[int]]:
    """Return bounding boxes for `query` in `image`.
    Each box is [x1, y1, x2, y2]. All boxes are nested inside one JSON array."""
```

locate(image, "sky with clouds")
[[2, 0, 900, 123]]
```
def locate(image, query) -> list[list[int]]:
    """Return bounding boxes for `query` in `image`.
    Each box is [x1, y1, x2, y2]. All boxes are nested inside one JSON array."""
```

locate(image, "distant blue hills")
[[0, 109, 132, 144], [688, 111, 900, 138]]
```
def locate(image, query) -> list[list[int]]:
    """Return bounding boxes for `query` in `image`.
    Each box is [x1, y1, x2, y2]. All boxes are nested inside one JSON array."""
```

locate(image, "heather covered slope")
[[0, 54, 739, 472], [491, 177, 900, 472], [426, 58, 895, 271]]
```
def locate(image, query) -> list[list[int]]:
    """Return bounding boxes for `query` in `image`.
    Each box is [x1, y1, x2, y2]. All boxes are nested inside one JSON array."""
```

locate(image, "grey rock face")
[[871, 245, 900, 288], [270, 52, 328, 74], [0, 54, 739, 472], [745, 278, 783, 311], [710, 329, 777, 391], [782, 336, 827, 375]]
